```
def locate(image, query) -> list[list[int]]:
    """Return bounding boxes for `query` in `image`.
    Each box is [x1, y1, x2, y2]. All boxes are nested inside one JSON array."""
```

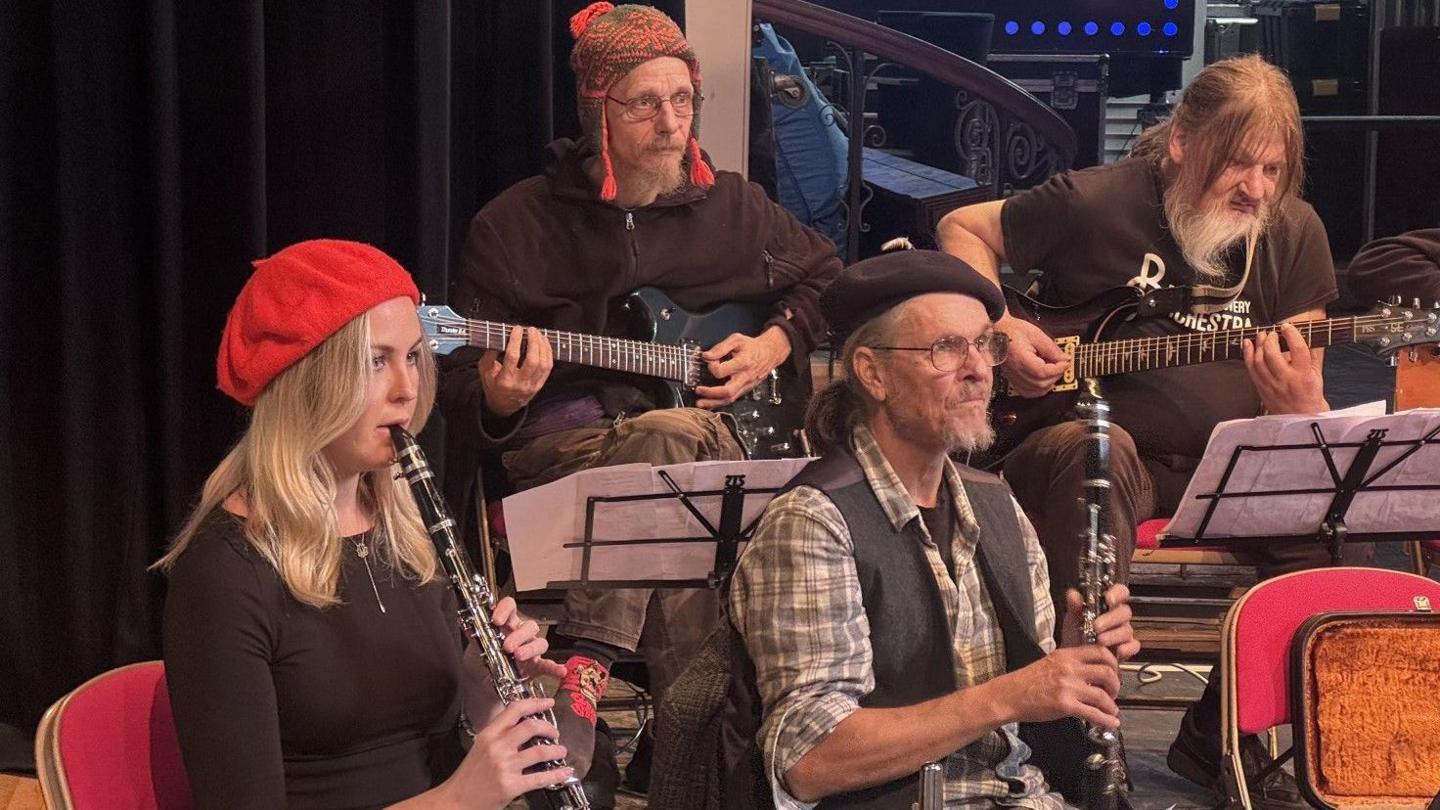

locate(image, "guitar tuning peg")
[[1388, 294, 1404, 305], [1413, 298, 1423, 310]]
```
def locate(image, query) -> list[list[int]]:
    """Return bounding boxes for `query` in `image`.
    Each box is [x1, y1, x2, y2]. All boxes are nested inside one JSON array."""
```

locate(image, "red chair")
[[34, 661, 194, 810], [1218, 567, 1440, 810]]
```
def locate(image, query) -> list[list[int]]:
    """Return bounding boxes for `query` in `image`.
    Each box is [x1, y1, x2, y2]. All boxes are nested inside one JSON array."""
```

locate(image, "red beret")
[[217, 239, 420, 406]]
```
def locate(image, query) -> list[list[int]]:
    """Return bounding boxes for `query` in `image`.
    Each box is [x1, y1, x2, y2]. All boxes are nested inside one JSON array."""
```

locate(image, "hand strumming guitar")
[[694, 325, 792, 408], [478, 325, 554, 418], [998, 314, 1070, 398]]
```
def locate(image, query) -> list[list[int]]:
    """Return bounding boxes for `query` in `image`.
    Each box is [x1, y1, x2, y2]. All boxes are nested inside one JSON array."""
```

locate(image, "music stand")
[[501, 457, 811, 592], [560, 471, 777, 590], [1159, 415, 1440, 563]]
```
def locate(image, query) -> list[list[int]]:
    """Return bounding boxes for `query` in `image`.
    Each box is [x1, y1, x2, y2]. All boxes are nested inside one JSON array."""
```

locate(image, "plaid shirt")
[[729, 425, 1070, 809]]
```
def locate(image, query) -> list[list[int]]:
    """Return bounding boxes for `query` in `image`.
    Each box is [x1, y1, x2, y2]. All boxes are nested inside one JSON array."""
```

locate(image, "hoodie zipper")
[[763, 249, 774, 288], [623, 210, 639, 290]]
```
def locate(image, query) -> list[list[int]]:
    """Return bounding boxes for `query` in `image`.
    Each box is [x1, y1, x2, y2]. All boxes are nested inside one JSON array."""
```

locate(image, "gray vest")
[[779, 448, 1089, 809]]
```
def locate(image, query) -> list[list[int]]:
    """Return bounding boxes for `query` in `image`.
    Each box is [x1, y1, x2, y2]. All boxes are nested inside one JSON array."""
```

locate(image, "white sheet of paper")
[[1163, 402, 1440, 540], [502, 457, 815, 590]]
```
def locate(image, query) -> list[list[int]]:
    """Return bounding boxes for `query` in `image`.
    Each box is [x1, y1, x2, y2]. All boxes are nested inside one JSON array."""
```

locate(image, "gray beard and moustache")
[[888, 381, 996, 455], [1163, 181, 1268, 285], [621, 144, 686, 197]]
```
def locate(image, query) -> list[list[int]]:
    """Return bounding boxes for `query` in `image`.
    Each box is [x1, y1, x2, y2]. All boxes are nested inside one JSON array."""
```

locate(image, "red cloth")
[[1135, 519, 1166, 550], [216, 240, 419, 405], [52, 661, 194, 809], [1229, 568, 1440, 735]]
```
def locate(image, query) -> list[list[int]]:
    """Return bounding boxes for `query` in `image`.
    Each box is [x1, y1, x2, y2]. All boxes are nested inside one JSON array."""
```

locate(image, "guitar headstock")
[[417, 304, 469, 356], [1354, 299, 1440, 355]]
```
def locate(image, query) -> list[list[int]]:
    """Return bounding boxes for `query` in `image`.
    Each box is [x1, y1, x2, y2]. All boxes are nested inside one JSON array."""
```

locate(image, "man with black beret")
[[728, 249, 1140, 807]]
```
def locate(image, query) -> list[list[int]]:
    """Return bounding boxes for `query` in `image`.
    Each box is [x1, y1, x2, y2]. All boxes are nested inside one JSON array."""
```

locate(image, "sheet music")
[[1164, 402, 1440, 540], [502, 457, 814, 590]]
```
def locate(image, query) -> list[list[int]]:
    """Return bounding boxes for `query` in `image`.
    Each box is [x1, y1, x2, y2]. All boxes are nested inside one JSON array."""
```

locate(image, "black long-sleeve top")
[[162, 511, 465, 809]]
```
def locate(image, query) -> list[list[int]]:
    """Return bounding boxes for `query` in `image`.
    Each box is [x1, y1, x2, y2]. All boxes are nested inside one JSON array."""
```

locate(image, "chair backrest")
[[35, 660, 194, 810], [1227, 566, 1440, 735]]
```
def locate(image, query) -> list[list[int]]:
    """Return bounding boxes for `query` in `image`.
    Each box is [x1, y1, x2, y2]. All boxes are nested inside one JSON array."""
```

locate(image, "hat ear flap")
[[688, 137, 714, 189], [599, 110, 618, 201]]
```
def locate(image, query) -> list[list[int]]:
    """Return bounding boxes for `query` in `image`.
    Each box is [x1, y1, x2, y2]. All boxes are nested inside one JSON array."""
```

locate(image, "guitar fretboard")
[[1075, 316, 1365, 378], [459, 318, 699, 385]]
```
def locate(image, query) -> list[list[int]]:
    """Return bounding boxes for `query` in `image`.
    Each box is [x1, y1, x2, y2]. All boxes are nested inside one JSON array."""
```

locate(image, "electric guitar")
[[419, 287, 811, 459], [983, 286, 1440, 468]]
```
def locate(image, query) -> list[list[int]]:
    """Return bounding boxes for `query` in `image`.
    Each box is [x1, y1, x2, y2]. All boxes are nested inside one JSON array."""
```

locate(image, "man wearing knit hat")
[[724, 249, 1138, 808], [438, 3, 841, 802]]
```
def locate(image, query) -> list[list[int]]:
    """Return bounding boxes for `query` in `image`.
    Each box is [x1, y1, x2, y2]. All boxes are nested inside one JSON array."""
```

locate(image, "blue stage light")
[[1030, 20, 1046, 35], [1137, 21, 1152, 36], [1165, 0, 1180, 8], [1084, 21, 1099, 35], [1110, 21, 1126, 35], [1163, 21, 1179, 36], [1005, 20, 1019, 35], [1057, 21, 1073, 35]]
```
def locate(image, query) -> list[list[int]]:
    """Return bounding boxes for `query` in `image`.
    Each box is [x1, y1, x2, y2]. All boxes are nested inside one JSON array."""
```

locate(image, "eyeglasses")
[[869, 332, 1010, 371], [605, 90, 702, 122]]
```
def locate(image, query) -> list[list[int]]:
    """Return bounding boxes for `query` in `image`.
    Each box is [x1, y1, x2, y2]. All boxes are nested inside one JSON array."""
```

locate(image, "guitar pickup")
[[1053, 335, 1080, 392]]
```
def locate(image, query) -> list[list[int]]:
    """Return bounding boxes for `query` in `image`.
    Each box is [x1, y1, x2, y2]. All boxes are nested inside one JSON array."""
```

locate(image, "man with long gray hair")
[[938, 55, 1365, 806]]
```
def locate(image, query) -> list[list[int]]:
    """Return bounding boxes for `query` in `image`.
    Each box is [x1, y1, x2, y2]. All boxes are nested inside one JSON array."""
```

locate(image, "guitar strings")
[[422, 313, 703, 382], [1071, 313, 1430, 375]]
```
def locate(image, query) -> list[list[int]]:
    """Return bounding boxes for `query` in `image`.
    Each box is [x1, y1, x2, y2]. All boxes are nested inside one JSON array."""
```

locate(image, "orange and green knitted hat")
[[568, 2, 715, 201]]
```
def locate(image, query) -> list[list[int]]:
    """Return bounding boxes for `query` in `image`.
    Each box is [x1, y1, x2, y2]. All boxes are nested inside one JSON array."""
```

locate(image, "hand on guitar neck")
[[1241, 320, 1329, 415], [480, 325, 555, 418], [996, 313, 1070, 398], [694, 325, 792, 409]]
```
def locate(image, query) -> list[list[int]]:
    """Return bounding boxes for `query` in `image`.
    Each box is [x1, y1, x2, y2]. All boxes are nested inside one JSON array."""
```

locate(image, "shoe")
[[1168, 717, 1307, 809], [620, 719, 653, 796]]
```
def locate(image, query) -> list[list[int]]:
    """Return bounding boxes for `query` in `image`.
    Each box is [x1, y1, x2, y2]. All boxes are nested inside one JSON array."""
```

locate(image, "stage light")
[[1057, 21, 1073, 35], [1030, 20, 1046, 35], [1110, 21, 1126, 36], [1005, 20, 1019, 35], [1163, 21, 1179, 36], [1084, 21, 1099, 35], [1137, 21, 1152, 36], [1164, 0, 1180, 8]]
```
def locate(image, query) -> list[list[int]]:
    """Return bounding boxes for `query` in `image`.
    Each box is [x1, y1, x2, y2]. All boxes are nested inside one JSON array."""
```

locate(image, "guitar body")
[[619, 287, 812, 459], [980, 285, 1145, 469]]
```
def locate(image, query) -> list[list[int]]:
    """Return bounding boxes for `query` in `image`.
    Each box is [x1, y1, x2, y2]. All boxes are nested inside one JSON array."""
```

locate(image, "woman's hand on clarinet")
[[443, 697, 574, 810], [492, 597, 566, 681], [1060, 583, 1141, 663]]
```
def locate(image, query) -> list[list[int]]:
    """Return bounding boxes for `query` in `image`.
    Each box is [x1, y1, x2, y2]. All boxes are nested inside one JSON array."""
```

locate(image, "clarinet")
[[1075, 384, 1126, 810], [389, 426, 591, 810]]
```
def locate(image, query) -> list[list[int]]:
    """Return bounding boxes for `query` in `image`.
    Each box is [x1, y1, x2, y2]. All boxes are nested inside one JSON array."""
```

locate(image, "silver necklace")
[[351, 535, 387, 613]]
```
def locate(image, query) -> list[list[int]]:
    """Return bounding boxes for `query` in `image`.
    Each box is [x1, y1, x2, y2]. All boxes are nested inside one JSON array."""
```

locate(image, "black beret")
[[821, 249, 1006, 345]]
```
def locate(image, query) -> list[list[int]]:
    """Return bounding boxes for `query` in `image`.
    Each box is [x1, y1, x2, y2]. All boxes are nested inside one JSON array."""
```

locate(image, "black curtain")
[[0, 0, 555, 765]]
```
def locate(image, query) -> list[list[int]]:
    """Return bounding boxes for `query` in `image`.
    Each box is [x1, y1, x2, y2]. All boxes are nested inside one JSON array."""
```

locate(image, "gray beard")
[[1164, 185, 1262, 285], [617, 152, 686, 201], [946, 421, 996, 455]]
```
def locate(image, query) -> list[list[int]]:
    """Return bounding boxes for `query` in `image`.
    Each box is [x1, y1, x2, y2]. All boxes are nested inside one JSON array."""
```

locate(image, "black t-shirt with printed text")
[[1001, 158, 1338, 469]]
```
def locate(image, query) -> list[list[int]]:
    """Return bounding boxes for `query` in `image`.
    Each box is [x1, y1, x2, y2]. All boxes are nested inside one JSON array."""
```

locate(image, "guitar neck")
[[1074, 316, 1360, 379], [462, 318, 694, 384]]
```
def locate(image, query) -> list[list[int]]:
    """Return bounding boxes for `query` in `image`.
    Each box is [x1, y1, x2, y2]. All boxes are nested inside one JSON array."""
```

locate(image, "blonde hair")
[[1131, 55, 1305, 201], [154, 312, 440, 608]]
